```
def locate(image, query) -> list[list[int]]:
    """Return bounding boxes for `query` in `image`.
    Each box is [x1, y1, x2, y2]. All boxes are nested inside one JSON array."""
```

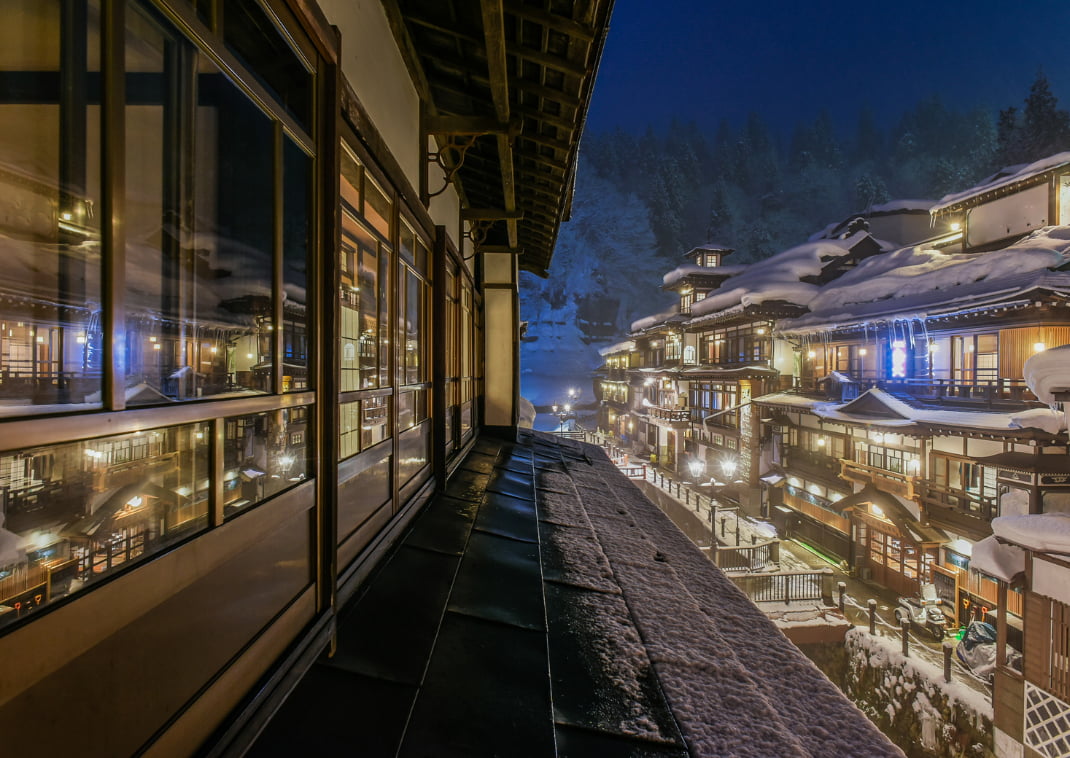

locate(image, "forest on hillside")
[[581, 71, 1070, 265], [519, 73, 1070, 406]]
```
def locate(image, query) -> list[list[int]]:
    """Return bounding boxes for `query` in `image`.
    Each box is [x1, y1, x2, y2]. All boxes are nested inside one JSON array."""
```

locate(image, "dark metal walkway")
[[246, 431, 900, 757]]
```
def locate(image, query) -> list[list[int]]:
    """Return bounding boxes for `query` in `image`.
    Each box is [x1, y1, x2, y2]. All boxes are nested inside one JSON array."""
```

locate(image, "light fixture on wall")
[[1034, 342, 1046, 353]]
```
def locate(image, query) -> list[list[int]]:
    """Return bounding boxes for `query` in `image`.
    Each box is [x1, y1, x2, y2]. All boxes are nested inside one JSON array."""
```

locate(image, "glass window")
[[126, 5, 275, 404], [0, 0, 102, 416], [223, 0, 312, 130], [283, 138, 310, 392], [223, 406, 309, 517], [0, 422, 209, 628], [339, 396, 389, 461]]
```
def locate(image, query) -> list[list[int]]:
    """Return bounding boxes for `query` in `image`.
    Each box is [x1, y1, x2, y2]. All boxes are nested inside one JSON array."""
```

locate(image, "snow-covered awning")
[[992, 513, 1070, 555], [970, 535, 1025, 583]]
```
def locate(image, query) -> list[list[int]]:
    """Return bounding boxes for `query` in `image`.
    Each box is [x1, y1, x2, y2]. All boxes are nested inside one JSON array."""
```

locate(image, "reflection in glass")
[[283, 138, 310, 392], [223, 406, 309, 516], [339, 397, 389, 461], [0, 0, 102, 415], [125, 2, 275, 405], [0, 423, 209, 628]]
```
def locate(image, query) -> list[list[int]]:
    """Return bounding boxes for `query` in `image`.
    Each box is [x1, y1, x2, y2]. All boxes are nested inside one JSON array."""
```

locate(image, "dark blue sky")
[[586, 0, 1070, 136]]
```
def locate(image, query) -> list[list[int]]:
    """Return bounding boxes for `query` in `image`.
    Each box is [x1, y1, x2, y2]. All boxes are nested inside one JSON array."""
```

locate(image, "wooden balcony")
[[647, 405, 691, 428], [783, 448, 841, 487], [839, 459, 916, 500], [917, 481, 995, 540]]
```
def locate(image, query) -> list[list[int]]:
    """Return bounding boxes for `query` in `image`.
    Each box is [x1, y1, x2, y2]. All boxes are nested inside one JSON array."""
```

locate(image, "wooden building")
[[0, 1, 612, 754]]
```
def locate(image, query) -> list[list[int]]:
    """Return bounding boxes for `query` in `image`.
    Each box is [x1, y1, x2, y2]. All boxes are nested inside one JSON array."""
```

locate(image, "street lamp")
[[688, 460, 705, 481], [551, 401, 573, 431], [721, 458, 737, 480]]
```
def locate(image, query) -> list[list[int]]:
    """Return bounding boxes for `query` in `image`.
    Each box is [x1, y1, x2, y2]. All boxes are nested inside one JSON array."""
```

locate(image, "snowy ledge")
[[546, 433, 901, 757]]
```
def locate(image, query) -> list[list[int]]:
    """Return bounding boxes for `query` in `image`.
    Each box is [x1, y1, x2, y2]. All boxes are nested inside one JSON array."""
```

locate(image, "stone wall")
[[803, 629, 994, 758]]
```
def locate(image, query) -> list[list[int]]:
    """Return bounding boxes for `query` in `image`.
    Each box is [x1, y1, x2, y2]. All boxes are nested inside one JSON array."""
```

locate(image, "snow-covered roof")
[[630, 307, 679, 333], [931, 151, 1070, 213], [992, 512, 1070, 554], [1024, 344, 1070, 406], [754, 388, 1065, 435], [868, 199, 937, 214], [598, 339, 636, 356], [684, 242, 734, 256], [662, 263, 747, 289], [778, 227, 1070, 335], [686, 233, 877, 320], [970, 535, 1025, 583]]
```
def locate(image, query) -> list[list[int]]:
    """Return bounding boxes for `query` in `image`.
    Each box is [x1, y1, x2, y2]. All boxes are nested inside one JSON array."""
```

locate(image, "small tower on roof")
[[663, 243, 739, 315], [685, 243, 734, 268]]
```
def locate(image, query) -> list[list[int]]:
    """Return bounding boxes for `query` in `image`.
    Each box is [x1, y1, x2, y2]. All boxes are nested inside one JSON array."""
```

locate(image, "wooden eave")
[[660, 271, 734, 293], [383, 0, 614, 276], [686, 301, 806, 330], [931, 167, 1066, 216], [918, 421, 1063, 443]]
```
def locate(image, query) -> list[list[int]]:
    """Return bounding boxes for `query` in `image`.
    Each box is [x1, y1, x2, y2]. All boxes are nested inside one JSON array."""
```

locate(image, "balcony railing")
[[783, 448, 840, 482], [648, 405, 690, 423], [792, 376, 1041, 408], [839, 459, 916, 500], [919, 481, 997, 520]]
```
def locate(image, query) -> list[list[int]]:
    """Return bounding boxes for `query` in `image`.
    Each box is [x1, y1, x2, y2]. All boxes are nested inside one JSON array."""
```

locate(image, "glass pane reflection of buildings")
[[0, 424, 209, 628], [0, 0, 103, 416]]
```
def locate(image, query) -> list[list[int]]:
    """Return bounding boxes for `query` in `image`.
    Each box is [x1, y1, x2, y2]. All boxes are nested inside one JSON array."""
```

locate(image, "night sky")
[[586, 0, 1070, 136]]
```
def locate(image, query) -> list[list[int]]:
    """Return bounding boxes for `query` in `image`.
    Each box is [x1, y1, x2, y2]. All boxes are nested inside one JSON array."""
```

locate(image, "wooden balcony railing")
[[919, 481, 997, 522], [839, 459, 916, 500], [648, 406, 690, 423], [791, 376, 1041, 408]]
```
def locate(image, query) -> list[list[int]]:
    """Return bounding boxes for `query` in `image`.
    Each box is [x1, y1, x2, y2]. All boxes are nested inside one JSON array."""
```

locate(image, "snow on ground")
[[847, 628, 993, 721]]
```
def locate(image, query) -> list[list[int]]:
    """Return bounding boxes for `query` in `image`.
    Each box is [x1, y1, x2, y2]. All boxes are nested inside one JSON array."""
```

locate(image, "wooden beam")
[[512, 44, 587, 78], [504, 3, 595, 41], [481, 0, 517, 249], [480, 0, 510, 124], [462, 208, 525, 220], [511, 79, 582, 109], [425, 114, 519, 136]]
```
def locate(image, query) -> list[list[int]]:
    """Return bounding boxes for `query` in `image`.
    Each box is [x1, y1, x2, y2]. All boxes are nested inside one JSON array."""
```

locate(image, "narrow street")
[[617, 456, 992, 700]]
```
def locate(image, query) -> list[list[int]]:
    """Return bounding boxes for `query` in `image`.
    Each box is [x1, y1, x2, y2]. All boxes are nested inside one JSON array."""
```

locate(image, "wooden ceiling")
[[382, 0, 614, 276]]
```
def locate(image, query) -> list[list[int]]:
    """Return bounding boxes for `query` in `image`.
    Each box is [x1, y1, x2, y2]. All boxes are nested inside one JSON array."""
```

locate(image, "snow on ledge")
[[992, 513, 1070, 554], [599, 340, 635, 356], [932, 152, 1070, 213], [631, 307, 679, 333], [1024, 344, 1070, 406], [970, 535, 1025, 583]]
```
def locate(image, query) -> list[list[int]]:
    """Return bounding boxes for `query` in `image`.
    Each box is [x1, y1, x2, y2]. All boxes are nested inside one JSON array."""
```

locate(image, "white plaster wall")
[[320, 1, 463, 250], [930, 436, 964, 455], [772, 338, 795, 377], [966, 184, 1049, 248], [484, 288, 516, 426], [964, 438, 1005, 458]]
